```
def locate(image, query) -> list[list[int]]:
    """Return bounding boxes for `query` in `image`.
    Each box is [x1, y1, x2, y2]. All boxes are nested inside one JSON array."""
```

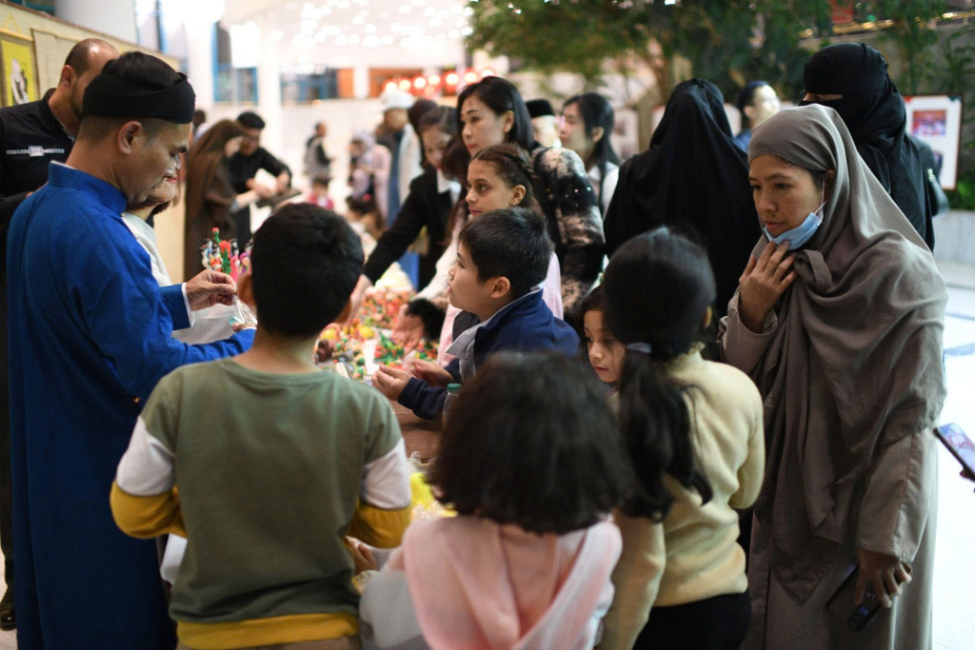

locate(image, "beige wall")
[[0, 1, 186, 277], [155, 200, 186, 283], [0, 1, 179, 72]]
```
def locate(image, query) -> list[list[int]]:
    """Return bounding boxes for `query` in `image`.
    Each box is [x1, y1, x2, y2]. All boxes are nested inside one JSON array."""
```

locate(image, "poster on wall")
[[904, 95, 962, 190], [0, 31, 38, 107]]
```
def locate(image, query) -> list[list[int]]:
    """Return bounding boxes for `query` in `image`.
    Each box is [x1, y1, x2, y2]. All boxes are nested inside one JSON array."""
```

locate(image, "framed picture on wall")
[[903, 95, 963, 190], [0, 30, 39, 107]]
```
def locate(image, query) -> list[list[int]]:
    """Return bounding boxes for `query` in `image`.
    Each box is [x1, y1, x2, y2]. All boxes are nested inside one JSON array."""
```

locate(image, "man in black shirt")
[[226, 111, 291, 243], [0, 37, 119, 632]]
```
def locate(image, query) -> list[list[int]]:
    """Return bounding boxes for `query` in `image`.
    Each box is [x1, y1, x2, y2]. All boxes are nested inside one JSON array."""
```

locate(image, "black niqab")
[[604, 79, 759, 315], [801, 43, 933, 249]]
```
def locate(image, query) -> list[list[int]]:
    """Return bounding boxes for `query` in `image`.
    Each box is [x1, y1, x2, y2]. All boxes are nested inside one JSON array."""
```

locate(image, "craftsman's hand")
[[315, 338, 336, 363], [347, 275, 373, 323], [738, 241, 796, 333], [276, 172, 291, 194], [408, 359, 453, 387], [246, 179, 275, 199], [392, 305, 424, 353], [854, 548, 911, 609], [373, 365, 411, 401], [185, 270, 237, 310]]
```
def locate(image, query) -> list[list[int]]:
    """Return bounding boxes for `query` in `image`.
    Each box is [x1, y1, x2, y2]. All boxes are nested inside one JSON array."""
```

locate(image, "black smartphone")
[[826, 564, 912, 631], [935, 423, 975, 480]]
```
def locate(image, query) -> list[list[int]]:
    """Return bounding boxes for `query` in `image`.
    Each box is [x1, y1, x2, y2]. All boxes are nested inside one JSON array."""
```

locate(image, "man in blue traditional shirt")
[[6, 51, 255, 649]]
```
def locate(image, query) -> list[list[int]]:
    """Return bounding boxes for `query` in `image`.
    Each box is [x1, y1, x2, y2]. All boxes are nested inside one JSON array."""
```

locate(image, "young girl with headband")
[[413, 143, 564, 369]]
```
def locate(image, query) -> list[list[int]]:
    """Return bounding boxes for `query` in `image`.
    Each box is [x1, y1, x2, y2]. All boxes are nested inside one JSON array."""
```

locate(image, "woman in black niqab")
[[604, 79, 760, 315], [800, 43, 934, 250]]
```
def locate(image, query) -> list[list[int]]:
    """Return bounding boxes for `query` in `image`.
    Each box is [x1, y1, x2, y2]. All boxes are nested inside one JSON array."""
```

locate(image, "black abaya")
[[604, 79, 760, 315], [801, 43, 934, 250]]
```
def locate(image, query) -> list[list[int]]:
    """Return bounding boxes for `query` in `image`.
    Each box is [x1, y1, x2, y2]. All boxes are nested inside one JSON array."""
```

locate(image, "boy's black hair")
[[457, 207, 551, 300], [429, 352, 632, 535], [237, 111, 266, 130], [405, 298, 446, 340], [250, 203, 363, 337]]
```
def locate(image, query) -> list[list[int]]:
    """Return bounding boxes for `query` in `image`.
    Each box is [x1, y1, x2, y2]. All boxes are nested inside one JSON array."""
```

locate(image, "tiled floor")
[[0, 275, 974, 650]]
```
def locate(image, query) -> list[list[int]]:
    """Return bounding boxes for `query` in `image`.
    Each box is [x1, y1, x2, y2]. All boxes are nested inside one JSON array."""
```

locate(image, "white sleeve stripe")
[[361, 439, 412, 510], [115, 416, 176, 496]]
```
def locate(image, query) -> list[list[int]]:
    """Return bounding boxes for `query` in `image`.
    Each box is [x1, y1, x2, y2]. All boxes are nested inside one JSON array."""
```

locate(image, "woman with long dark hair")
[[598, 227, 764, 650], [560, 93, 620, 215], [604, 79, 759, 315], [456, 76, 603, 314], [183, 119, 263, 281]]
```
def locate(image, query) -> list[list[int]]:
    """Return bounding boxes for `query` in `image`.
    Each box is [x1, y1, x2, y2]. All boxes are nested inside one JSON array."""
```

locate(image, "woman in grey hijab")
[[720, 104, 946, 650]]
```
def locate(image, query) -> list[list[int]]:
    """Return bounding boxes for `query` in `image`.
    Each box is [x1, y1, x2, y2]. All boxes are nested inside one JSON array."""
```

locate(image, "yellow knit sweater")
[[599, 350, 765, 650]]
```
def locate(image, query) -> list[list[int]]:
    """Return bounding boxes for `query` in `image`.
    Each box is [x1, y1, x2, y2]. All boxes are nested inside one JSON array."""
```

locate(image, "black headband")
[[83, 72, 196, 124]]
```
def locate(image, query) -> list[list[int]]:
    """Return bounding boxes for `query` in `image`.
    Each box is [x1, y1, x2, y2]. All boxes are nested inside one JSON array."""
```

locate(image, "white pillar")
[[55, 0, 137, 43], [256, 27, 283, 156], [353, 65, 369, 100], [184, 21, 215, 109]]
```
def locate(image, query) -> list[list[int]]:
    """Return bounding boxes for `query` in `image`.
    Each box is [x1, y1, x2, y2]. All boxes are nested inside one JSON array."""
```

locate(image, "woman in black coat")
[[350, 106, 460, 309]]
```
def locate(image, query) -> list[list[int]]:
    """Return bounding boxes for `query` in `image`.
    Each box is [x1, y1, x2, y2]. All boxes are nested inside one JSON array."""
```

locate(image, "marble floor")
[[1, 269, 974, 650]]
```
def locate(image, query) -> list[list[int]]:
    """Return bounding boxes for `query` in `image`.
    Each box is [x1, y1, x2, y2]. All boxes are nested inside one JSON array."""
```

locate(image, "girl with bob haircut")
[[598, 227, 765, 650], [360, 352, 631, 649]]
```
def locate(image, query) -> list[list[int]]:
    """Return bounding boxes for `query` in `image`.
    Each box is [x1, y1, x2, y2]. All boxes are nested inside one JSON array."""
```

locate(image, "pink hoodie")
[[383, 516, 621, 650]]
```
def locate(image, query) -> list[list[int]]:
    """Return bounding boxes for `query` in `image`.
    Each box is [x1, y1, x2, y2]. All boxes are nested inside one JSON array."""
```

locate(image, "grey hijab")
[[743, 104, 946, 599]]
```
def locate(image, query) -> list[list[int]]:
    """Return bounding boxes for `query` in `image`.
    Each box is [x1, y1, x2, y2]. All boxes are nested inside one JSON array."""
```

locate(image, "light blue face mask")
[[763, 187, 826, 251]]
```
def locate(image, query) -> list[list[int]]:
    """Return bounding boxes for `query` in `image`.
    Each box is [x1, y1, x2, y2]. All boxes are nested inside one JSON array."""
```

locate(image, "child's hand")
[[392, 306, 425, 353], [373, 365, 411, 401], [408, 359, 454, 387], [315, 338, 336, 363], [346, 536, 378, 574]]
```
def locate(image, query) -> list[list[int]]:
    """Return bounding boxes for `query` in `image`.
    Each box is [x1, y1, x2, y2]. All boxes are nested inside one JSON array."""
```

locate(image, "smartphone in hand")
[[826, 564, 912, 631], [935, 423, 975, 480]]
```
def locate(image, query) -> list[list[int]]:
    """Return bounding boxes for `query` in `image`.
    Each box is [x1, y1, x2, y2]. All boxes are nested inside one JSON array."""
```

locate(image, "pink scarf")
[[389, 516, 620, 650]]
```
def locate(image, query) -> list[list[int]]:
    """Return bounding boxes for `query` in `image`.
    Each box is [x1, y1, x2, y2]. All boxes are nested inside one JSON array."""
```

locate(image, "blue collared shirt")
[[733, 129, 752, 154]]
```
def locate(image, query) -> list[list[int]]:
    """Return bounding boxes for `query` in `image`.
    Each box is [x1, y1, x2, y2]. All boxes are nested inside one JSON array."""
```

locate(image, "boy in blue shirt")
[[374, 207, 579, 419]]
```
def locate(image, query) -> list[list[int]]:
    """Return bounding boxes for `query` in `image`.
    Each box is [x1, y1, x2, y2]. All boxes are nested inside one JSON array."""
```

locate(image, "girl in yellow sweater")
[[598, 227, 765, 650]]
